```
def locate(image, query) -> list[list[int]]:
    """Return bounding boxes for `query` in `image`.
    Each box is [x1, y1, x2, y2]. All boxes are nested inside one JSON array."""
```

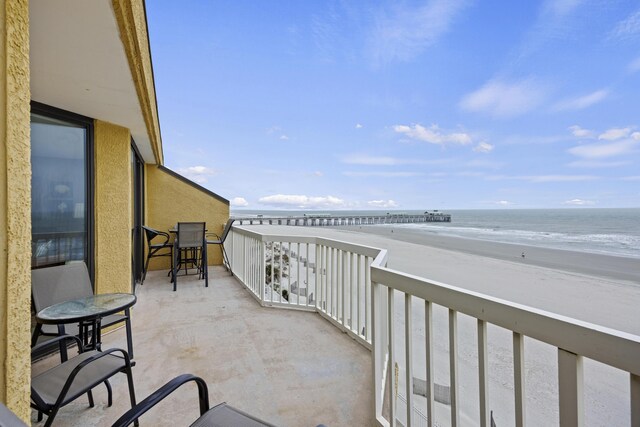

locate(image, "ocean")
[[232, 208, 640, 259]]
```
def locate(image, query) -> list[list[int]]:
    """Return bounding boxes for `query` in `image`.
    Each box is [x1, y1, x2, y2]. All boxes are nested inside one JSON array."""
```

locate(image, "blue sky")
[[147, 1, 640, 210]]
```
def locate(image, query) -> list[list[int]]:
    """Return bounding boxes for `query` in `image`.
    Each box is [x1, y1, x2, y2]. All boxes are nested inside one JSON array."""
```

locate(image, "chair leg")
[[173, 244, 178, 291], [125, 308, 134, 359], [37, 411, 43, 422], [31, 323, 42, 348], [43, 406, 60, 427], [87, 389, 95, 407], [204, 244, 209, 288], [105, 379, 113, 407], [221, 245, 231, 274], [141, 254, 152, 285], [124, 364, 139, 427]]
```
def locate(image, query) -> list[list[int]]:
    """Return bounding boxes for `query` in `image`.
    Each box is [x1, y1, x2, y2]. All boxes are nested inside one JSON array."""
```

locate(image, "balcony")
[[33, 225, 640, 426]]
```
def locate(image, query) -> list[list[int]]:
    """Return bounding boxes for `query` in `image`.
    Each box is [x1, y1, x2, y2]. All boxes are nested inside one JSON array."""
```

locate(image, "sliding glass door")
[[30, 103, 93, 279]]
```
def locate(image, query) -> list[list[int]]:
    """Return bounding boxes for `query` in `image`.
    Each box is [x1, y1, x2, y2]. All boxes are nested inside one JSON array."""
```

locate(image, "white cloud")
[[231, 197, 249, 207], [599, 127, 632, 140], [567, 160, 630, 168], [473, 141, 494, 153], [279, 135, 290, 140], [367, 199, 398, 208], [621, 176, 640, 181], [368, 0, 470, 65], [569, 139, 639, 159], [459, 78, 548, 118], [393, 124, 472, 145], [355, 123, 363, 129], [312, 171, 324, 177], [343, 171, 424, 177], [633, 132, 640, 140], [342, 154, 451, 166], [568, 125, 594, 138], [522, 175, 598, 183], [258, 194, 345, 209], [610, 9, 640, 40], [495, 200, 513, 206], [176, 166, 218, 184], [564, 198, 595, 206], [553, 89, 608, 111], [628, 57, 640, 73]]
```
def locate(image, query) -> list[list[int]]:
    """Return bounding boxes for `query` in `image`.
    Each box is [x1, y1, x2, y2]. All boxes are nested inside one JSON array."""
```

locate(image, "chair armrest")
[[31, 334, 84, 356], [155, 230, 171, 246], [111, 374, 209, 427]]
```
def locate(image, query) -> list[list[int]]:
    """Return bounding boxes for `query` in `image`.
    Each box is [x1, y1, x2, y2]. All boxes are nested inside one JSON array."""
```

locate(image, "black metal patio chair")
[[141, 225, 173, 285], [172, 222, 208, 291], [31, 335, 137, 427], [31, 262, 134, 359], [205, 218, 235, 273], [111, 374, 277, 427]]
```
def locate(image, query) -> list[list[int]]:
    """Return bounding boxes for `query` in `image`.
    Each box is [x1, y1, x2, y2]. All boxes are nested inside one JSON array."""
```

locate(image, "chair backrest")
[[177, 222, 205, 249], [219, 218, 235, 243], [31, 262, 93, 312], [141, 225, 163, 245]]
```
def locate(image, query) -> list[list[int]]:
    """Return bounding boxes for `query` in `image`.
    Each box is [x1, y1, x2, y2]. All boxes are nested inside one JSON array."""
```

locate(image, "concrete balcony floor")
[[32, 267, 373, 427]]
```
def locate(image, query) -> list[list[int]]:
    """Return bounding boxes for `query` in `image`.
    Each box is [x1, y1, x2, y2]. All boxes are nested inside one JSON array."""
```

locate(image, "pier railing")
[[233, 212, 451, 226], [225, 225, 640, 427]]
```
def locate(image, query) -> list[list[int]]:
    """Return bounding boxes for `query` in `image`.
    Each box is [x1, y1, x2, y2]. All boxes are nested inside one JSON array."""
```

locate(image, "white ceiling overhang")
[[30, 0, 158, 163]]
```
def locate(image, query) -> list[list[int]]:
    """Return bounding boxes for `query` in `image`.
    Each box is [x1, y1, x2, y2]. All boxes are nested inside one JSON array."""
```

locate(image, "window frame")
[[30, 101, 95, 285]]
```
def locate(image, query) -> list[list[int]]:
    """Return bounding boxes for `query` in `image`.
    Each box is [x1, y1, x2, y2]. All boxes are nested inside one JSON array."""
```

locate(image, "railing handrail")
[[233, 225, 384, 258], [371, 265, 640, 376]]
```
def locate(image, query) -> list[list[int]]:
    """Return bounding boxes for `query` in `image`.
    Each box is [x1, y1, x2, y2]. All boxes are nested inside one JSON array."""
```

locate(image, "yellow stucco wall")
[[94, 120, 132, 294], [145, 166, 229, 269], [0, 0, 31, 420]]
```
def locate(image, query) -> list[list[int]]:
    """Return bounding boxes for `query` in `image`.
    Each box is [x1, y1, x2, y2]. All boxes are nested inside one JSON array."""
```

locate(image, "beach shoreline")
[[339, 224, 640, 284]]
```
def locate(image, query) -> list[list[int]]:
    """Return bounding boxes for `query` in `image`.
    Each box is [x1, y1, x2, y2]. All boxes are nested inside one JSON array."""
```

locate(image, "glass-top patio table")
[[36, 293, 136, 352]]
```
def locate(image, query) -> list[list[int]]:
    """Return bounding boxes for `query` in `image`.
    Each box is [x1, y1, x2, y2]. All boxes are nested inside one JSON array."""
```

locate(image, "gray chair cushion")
[[191, 403, 277, 427], [31, 351, 125, 407]]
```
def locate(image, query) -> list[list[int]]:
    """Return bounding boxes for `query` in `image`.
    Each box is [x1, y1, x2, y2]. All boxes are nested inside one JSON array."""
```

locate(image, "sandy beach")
[[243, 224, 640, 426]]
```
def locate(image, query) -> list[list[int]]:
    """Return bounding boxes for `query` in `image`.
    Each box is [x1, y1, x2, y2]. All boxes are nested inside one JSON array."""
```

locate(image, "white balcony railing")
[[225, 226, 640, 427]]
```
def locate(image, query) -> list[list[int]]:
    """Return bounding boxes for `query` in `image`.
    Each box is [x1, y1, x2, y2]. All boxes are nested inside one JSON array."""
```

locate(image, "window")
[[30, 103, 93, 277]]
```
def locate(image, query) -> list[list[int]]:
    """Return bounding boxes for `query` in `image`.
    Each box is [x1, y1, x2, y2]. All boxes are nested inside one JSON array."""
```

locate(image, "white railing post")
[[449, 309, 459, 427], [389, 287, 396, 426], [558, 348, 583, 427], [425, 301, 434, 427], [513, 332, 526, 427], [478, 319, 489, 427], [405, 293, 414, 427]]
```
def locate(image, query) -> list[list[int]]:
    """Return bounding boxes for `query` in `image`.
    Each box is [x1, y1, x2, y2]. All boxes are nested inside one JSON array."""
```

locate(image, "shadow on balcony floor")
[[32, 266, 373, 427]]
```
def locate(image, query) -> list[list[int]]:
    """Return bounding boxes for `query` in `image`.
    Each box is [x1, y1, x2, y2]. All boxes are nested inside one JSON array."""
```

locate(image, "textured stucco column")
[[0, 0, 31, 421], [94, 120, 132, 294]]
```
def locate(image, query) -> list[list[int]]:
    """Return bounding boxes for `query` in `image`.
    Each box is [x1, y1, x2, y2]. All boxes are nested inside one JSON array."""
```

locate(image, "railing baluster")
[[372, 280, 383, 421], [405, 293, 414, 427], [342, 250, 347, 326], [558, 348, 583, 427], [260, 241, 265, 299], [478, 319, 489, 427], [632, 373, 640, 427], [365, 256, 371, 341], [357, 253, 362, 337], [270, 242, 274, 301], [513, 332, 526, 427], [296, 242, 301, 305], [425, 301, 434, 427], [449, 309, 459, 427], [389, 287, 396, 426], [308, 243, 313, 308]]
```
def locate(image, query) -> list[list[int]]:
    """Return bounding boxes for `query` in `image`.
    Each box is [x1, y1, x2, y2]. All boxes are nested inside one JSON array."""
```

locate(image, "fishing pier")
[[234, 212, 451, 226]]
